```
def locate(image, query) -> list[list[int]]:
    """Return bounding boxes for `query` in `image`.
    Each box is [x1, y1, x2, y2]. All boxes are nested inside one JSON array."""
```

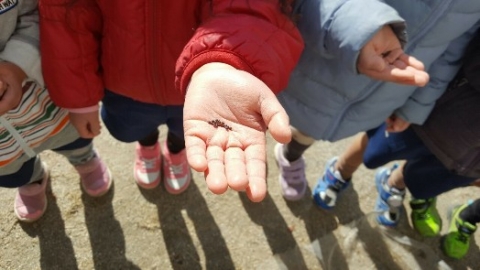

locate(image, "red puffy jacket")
[[39, 0, 304, 108]]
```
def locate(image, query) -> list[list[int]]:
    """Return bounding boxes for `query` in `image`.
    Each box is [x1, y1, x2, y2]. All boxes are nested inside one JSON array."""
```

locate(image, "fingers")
[[225, 147, 248, 191], [205, 145, 229, 194], [389, 123, 410, 133], [76, 129, 97, 138], [398, 54, 425, 71], [210, 142, 267, 202], [382, 48, 403, 66], [194, 127, 266, 201], [358, 40, 429, 87], [185, 135, 208, 172], [75, 121, 100, 138], [244, 145, 267, 202], [391, 56, 429, 86], [385, 116, 410, 133], [388, 53, 429, 86], [88, 120, 102, 137], [260, 93, 292, 144], [364, 58, 429, 87]]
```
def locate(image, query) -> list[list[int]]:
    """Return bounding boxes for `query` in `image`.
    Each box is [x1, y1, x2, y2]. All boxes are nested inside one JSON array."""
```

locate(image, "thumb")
[[260, 92, 291, 144]]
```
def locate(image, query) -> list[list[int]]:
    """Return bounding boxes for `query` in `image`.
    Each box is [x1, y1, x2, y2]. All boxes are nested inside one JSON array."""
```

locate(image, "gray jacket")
[[0, 0, 42, 85], [279, 0, 480, 141]]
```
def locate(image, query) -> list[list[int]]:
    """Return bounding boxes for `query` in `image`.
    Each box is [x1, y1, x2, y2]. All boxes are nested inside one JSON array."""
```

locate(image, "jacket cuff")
[[68, 104, 99, 114], [394, 101, 434, 125], [178, 50, 254, 94]]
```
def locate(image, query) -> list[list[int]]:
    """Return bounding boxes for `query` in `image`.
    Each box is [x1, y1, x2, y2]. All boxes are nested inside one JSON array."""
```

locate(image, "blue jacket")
[[279, 0, 480, 141]]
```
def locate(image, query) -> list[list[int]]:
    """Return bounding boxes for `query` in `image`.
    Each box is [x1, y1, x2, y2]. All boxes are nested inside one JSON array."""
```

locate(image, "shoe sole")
[[164, 174, 192, 195], [133, 167, 161, 189], [15, 199, 48, 223]]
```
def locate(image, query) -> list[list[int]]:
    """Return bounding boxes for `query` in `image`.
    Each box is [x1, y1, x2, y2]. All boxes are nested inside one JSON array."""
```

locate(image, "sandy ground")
[[0, 126, 479, 270]]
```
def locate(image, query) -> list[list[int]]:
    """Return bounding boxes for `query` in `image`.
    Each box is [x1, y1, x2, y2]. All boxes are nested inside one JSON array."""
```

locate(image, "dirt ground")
[[0, 126, 479, 270]]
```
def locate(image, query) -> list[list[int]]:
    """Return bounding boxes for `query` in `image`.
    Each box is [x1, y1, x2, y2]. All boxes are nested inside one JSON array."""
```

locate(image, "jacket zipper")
[[0, 116, 36, 157]]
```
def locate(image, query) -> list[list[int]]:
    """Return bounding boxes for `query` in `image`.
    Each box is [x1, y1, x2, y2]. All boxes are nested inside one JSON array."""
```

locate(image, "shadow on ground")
[[140, 177, 234, 270]]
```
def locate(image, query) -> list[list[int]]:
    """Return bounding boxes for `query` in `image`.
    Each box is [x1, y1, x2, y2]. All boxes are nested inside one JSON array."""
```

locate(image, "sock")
[[283, 139, 310, 162], [460, 199, 480, 225], [167, 131, 185, 154]]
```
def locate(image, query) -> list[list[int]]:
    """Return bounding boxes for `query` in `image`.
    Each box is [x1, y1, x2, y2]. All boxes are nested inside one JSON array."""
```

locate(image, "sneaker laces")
[[330, 177, 346, 191], [415, 210, 432, 221], [140, 158, 158, 170], [456, 233, 470, 244], [168, 164, 184, 175], [321, 168, 346, 204], [414, 204, 430, 220]]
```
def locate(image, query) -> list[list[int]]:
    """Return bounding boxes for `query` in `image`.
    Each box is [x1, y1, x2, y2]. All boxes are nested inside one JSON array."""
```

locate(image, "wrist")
[[192, 62, 235, 78], [68, 105, 99, 114]]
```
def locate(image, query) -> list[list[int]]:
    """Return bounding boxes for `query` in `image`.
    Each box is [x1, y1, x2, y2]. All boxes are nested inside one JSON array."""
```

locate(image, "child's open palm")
[[357, 25, 430, 87], [184, 63, 291, 202]]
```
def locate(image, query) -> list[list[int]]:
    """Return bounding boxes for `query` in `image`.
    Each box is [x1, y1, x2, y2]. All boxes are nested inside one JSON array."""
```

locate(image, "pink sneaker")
[[162, 141, 191, 194], [14, 166, 49, 222], [134, 142, 161, 189], [75, 155, 112, 197]]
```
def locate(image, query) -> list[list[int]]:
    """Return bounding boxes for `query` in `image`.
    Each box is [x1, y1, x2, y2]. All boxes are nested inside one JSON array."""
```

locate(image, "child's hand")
[[69, 111, 101, 138], [357, 25, 429, 87], [0, 62, 26, 115], [385, 114, 410, 133], [184, 63, 291, 202]]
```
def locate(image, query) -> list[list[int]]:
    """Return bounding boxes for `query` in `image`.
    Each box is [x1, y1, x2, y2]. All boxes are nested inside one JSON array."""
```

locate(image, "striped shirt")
[[0, 80, 69, 167]]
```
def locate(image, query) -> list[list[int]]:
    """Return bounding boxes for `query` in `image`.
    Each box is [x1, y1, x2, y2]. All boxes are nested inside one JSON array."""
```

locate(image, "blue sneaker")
[[374, 164, 405, 227], [312, 157, 350, 209]]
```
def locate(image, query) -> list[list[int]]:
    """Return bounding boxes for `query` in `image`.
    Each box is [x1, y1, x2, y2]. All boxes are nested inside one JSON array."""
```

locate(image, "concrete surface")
[[0, 126, 479, 269]]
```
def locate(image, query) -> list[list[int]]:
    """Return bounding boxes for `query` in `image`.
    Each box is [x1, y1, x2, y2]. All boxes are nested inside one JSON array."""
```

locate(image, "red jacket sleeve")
[[176, 0, 304, 94], [39, 0, 103, 109]]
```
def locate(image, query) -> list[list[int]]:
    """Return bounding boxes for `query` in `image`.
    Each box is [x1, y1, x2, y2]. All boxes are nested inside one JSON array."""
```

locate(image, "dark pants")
[[461, 199, 480, 224], [363, 124, 475, 199], [0, 138, 92, 188], [101, 90, 184, 143]]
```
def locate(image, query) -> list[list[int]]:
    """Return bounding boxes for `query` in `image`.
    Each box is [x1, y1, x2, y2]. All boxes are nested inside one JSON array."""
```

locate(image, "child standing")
[[358, 31, 480, 258], [39, 0, 303, 202], [0, 0, 111, 222], [274, 0, 480, 202]]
